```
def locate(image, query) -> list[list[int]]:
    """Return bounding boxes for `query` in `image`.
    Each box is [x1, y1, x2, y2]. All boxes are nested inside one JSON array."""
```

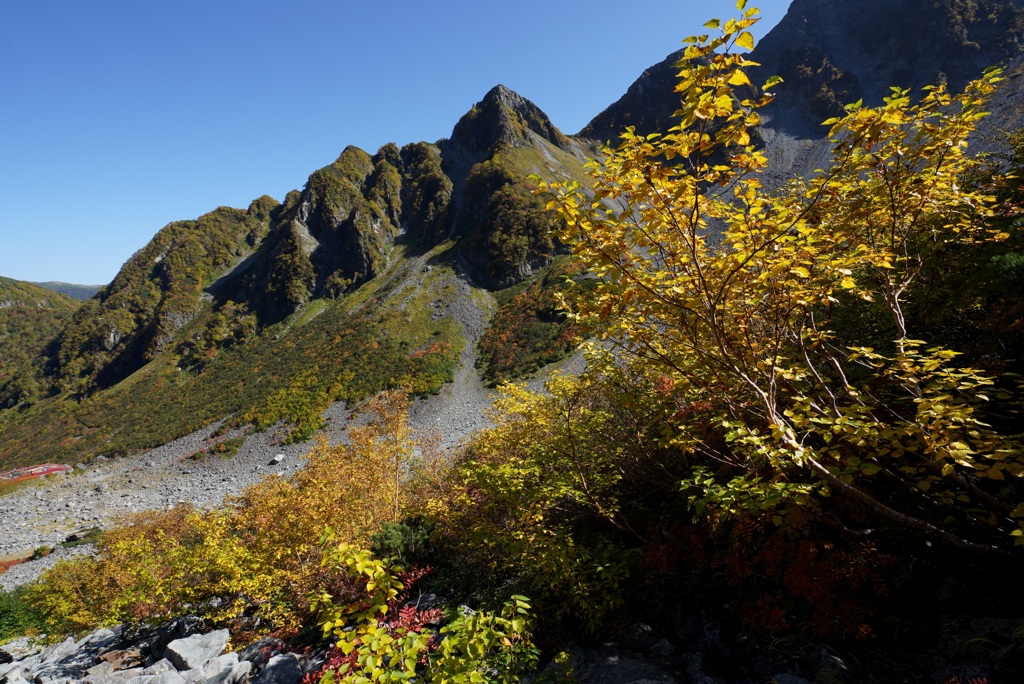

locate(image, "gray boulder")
[[164, 631, 229, 672], [0, 659, 33, 682], [124, 675, 156, 684], [143, 617, 206, 663], [252, 654, 303, 684], [0, 639, 40, 662], [32, 628, 121, 682], [568, 646, 681, 684], [95, 649, 144, 672], [203, 655, 250, 684], [237, 638, 286, 670], [650, 640, 675, 657], [85, 662, 116, 678], [38, 639, 77, 665], [615, 623, 658, 653]]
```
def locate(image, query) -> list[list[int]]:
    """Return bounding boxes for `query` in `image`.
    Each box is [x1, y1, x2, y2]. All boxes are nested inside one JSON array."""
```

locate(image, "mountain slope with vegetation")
[[0, 85, 589, 470], [0, 278, 79, 411]]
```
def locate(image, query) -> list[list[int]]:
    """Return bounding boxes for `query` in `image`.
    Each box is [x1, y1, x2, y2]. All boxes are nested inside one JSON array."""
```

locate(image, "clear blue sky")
[[0, 1, 791, 285]]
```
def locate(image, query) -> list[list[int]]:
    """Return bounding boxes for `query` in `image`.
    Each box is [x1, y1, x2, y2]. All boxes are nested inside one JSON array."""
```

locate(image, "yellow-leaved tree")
[[538, 1, 1024, 553]]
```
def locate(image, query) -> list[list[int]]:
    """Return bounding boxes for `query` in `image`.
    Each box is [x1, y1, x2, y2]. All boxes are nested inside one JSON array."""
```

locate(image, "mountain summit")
[[448, 84, 571, 158]]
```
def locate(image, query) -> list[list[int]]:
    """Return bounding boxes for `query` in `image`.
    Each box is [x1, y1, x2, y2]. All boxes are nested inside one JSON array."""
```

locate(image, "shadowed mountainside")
[[582, 0, 1024, 180]]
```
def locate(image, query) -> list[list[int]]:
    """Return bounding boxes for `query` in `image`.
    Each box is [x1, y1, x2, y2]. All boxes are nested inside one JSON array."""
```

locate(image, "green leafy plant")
[[0, 586, 45, 643], [313, 540, 538, 684]]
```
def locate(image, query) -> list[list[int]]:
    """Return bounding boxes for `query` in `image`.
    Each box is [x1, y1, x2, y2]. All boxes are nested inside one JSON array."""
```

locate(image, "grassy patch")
[[30, 546, 53, 560], [499, 142, 593, 188], [493, 279, 533, 308], [0, 478, 32, 498], [468, 285, 496, 314], [0, 586, 45, 643], [188, 435, 246, 461], [61, 527, 102, 550], [210, 437, 246, 458]]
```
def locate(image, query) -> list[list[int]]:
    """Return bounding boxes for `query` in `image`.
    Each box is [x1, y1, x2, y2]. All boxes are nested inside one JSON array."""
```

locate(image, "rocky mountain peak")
[[481, 83, 519, 106], [582, 0, 1024, 146], [448, 84, 570, 158], [751, 0, 1024, 135]]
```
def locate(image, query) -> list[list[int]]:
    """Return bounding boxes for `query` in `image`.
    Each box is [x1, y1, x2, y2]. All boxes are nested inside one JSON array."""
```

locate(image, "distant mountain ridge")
[[27, 282, 102, 301]]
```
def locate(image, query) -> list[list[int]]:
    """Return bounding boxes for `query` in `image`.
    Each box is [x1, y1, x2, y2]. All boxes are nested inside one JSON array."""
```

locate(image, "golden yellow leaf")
[[728, 70, 751, 87]]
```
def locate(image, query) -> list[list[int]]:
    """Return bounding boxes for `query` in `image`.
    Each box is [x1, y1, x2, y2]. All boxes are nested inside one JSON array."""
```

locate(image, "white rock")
[[164, 630, 230, 672]]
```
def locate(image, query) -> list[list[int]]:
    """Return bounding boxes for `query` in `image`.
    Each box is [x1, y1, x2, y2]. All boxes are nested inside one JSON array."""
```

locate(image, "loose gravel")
[[0, 420, 312, 591]]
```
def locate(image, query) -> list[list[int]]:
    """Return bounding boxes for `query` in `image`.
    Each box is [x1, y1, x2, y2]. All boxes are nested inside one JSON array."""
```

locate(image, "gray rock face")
[[164, 631, 229, 673], [581, 0, 1024, 186], [31, 629, 122, 683], [758, 0, 1024, 111]]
